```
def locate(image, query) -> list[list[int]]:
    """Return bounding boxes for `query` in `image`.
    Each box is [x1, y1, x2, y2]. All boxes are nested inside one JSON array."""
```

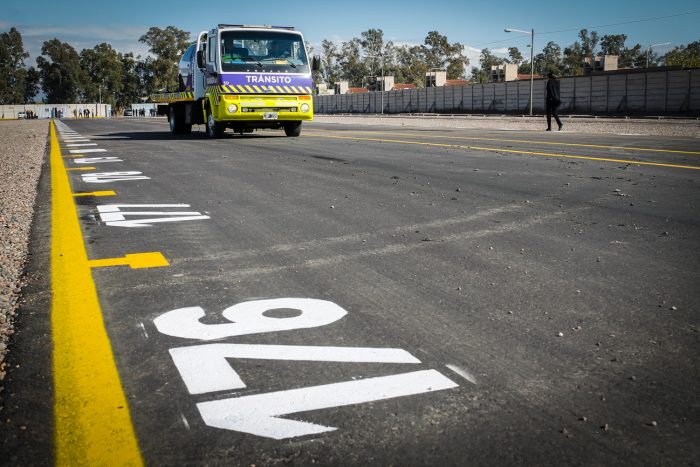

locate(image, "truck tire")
[[206, 110, 225, 138], [169, 105, 192, 135], [284, 122, 302, 137]]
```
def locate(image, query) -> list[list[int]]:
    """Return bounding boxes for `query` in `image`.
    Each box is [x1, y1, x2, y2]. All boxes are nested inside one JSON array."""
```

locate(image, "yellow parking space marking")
[[73, 190, 117, 197], [88, 252, 170, 269], [305, 133, 700, 171], [65, 166, 95, 171], [50, 121, 144, 466], [312, 129, 700, 156]]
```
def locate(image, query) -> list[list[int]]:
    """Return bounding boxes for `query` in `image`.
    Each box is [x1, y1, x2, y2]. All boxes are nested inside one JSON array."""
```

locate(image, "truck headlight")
[[227, 104, 238, 113], [300, 103, 310, 113]]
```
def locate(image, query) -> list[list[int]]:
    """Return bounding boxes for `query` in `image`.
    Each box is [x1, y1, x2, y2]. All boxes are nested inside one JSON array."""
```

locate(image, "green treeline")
[[1, 25, 698, 105]]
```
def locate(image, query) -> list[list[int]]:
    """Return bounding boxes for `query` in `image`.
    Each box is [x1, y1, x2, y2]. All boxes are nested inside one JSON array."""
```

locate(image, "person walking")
[[546, 71, 563, 131]]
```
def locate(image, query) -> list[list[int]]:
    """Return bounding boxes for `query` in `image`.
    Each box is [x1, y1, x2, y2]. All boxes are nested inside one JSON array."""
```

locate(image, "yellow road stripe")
[[50, 121, 144, 466], [304, 133, 700, 171], [88, 252, 169, 269], [65, 166, 95, 171], [73, 191, 117, 197], [312, 129, 700, 156]]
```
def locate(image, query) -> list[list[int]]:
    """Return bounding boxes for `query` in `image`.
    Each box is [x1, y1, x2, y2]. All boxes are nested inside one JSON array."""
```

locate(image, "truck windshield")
[[219, 30, 309, 73]]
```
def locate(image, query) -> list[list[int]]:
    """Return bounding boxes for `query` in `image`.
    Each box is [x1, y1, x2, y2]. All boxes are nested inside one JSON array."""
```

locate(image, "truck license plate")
[[263, 112, 278, 120]]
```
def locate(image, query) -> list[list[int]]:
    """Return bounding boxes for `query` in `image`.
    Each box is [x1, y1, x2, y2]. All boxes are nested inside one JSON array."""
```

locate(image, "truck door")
[[206, 33, 218, 77], [178, 44, 195, 91]]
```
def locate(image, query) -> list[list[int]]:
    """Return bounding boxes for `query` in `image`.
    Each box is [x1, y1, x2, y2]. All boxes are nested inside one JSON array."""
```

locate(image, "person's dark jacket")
[[546, 78, 561, 104]]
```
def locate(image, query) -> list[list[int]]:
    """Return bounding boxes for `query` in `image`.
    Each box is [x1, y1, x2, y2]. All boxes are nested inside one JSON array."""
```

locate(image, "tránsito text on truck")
[[151, 24, 320, 138]]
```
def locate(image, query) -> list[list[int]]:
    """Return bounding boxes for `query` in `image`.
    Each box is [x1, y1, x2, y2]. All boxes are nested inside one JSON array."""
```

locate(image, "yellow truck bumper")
[[210, 94, 313, 123]]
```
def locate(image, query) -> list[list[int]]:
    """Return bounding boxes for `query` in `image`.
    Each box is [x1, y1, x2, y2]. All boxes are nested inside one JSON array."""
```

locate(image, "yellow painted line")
[[304, 133, 700, 171], [73, 190, 117, 197], [50, 121, 144, 466], [65, 166, 95, 171], [88, 252, 170, 269], [312, 128, 700, 156]]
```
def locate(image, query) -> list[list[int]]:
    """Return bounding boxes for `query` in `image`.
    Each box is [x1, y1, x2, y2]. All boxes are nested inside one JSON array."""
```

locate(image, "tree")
[[578, 29, 599, 59], [472, 48, 503, 83], [422, 31, 468, 79], [118, 52, 141, 109], [600, 34, 627, 56], [80, 43, 122, 105], [0, 27, 29, 104], [664, 40, 700, 68], [139, 26, 191, 92], [507, 47, 524, 66], [320, 39, 341, 86], [305, 42, 323, 87], [36, 38, 83, 103], [395, 44, 429, 86], [619, 43, 644, 68], [136, 56, 157, 99], [24, 66, 40, 103], [534, 41, 562, 76], [337, 38, 367, 87]]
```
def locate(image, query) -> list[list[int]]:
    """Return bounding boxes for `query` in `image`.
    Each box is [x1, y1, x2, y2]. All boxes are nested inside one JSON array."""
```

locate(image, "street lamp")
[[646, 42, 670, 68], [505, 27, 534, 116]]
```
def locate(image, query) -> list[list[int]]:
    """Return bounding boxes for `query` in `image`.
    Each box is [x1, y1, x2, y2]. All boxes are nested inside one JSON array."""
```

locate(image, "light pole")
[[505, 27, 534, 116], [646, 42, 670, 68]]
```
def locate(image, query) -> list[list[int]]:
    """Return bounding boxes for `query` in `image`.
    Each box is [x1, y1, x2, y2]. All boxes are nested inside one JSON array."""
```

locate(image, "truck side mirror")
[[312, 55, 321, 72], [197, 50, 205, 69]]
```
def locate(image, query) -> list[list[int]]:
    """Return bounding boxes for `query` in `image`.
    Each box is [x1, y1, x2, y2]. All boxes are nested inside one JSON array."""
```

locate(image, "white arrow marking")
[[196, 370, 458, 439]]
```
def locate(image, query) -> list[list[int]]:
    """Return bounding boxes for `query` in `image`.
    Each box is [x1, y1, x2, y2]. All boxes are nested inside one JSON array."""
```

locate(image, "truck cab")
[[155, 24, 319, 138]]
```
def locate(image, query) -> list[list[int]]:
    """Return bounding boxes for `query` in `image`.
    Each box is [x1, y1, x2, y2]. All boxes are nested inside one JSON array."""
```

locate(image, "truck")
[[152, 24, 320, 138]]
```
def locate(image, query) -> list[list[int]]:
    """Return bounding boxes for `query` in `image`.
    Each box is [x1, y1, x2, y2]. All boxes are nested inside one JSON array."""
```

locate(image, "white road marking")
[[180, 413, 191, 430], [445, 364, 478, 384], [170, 343, 421, 394], [82, 172, 150, 183], [197, 370, 458, 439], [66, 143, 98, 147], [69, 148, 107, 153], [154, 298, 347, 340], [73, 157, 123, 164], [96, 203, 209, 227], [138, 322, 149, 339]]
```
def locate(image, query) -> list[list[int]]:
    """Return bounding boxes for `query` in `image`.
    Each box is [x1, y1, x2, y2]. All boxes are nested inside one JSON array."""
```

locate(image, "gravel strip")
[[0, 120, 48, 382], [314, 114, 700, 137]]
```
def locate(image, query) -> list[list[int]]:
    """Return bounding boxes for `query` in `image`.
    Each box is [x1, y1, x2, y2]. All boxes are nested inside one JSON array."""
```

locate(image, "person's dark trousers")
[[546, 99, 563, 130]]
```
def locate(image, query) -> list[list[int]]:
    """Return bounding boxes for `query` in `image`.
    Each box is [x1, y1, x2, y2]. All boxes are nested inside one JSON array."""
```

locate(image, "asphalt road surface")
[[2, 117, 699, 466]]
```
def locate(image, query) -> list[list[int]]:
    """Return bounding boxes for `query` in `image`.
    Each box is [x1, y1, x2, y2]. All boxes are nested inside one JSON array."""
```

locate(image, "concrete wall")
[[315, 69, 700, 116], [0, 103, 111, 119]]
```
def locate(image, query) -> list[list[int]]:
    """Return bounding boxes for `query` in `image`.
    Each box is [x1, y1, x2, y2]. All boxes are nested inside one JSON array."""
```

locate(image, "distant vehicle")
[[17, 111, 27, 119], [124, 109, 134, 116], [152, 24, 320, 138]]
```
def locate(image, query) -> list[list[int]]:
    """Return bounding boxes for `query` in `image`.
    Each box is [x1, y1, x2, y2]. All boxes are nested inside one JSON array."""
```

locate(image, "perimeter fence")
[[314, 69, 700, 116]]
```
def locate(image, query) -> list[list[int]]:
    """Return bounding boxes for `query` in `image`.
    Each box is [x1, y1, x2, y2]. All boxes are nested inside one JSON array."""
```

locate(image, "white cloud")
[[8, 23, 159, 65]]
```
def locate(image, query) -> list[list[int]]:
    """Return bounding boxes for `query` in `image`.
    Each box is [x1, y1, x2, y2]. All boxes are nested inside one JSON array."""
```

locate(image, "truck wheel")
[[206, 111, 225, 138], [169, 105, 192, 135], [284, 122, 302, 137]]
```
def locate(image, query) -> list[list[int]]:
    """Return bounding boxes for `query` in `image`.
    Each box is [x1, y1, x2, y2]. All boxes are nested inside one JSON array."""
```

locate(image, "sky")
[[2, 0, 699, 76]]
